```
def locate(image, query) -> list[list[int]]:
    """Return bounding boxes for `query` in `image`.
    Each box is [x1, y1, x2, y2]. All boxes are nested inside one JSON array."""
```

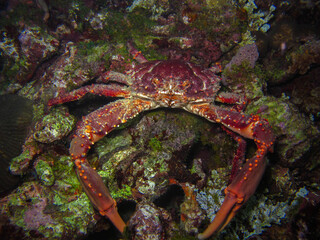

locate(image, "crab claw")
[[75, 158, 126, 233], [198, 189, 243, 240], [198, 148, 268, 240]]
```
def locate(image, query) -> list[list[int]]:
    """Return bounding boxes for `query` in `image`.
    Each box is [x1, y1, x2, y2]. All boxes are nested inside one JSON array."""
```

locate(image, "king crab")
[[48, 43, 275, 239]]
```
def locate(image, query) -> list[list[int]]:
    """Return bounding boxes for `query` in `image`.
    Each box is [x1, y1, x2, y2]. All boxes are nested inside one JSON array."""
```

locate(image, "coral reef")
[[0, 0, 319, 239], [1, 156, 96, 239]]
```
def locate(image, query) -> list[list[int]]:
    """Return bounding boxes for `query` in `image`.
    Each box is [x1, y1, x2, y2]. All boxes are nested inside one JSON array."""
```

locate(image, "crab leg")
[[48, 84, 130, 106], [127, 41, 148, 63], [215, 92, 247, 111], [188, 103, 274, 239], [221, 126, 247, 183], [52, 98, 156, 233]]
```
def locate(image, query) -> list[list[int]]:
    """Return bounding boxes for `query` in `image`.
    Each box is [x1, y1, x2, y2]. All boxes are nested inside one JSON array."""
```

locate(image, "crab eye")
[[152, 78, 159, 85]]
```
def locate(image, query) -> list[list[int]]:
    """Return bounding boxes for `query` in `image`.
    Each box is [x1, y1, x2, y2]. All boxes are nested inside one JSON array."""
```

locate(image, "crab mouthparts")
[[157, 93, 187, 107]]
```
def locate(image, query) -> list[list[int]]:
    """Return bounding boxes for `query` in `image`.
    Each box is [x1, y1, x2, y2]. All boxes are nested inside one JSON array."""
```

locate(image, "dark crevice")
[[118, 200, 137, 223], [184, 141, 202, 170], [153, 184, 185, 209], [66, 95, 121, 118]]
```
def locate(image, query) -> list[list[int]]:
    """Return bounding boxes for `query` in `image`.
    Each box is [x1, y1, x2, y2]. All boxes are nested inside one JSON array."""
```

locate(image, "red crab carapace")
[[48, 44, 274, 239]]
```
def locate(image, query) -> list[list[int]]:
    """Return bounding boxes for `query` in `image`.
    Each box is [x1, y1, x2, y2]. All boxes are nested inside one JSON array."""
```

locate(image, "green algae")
[[254, 63, 287, 86], [0, 32, 25, 83], [7, 155, 95, 239], [148, 137, 163, 151], [139, 109, 205, 151], [99, 146, 138, 199], [111, 184, 132, 199], [101, 9, 165, 61], [59, 42, 105, 90], [51, 155, 92, 228], [142, 151, 170, 175], [35, 159, 55, 186], [10, 148, 34, 174], [95, 131, 133, 158], [32, 103, 45, 122], [190, 163, 199, 175], [94, 109, 214, 203], [34, 107, 76, 143], [127, 0, 169, 20], [77, 40, 110, 63], [52, 156, 80, 189], [3, 180, 90, 239], [205, 0, 233, 9], [190, 1, 243, 46], [246, 96, 319, 165], [98, 145, 170, 199], [223, 61, 266, 99], [104, 14, 164, 60], [95, 131, 136, 199], [6, 183, 37, 229], [54, 192, 94, 233]]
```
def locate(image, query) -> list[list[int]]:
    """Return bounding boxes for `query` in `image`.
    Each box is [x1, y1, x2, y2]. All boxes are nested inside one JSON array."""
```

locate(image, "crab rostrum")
[[48, 43, 275, 239]]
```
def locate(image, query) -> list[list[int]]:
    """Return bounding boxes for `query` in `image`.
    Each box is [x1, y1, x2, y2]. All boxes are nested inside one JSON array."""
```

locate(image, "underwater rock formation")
[[0, 0, 319, 239]]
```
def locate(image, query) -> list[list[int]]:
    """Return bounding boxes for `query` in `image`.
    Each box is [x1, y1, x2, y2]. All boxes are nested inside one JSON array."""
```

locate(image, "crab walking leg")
[[68, 99, 156, 233], [221, 126, 247, 183], [215, 92, 247, 111], [188, 103, 274, 239], [127, 41, 148, 63], [48, 84, 130, 106]]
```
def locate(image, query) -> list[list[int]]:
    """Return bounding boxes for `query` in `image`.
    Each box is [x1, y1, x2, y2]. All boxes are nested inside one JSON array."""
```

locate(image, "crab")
[[48, 43, 275, 239]]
